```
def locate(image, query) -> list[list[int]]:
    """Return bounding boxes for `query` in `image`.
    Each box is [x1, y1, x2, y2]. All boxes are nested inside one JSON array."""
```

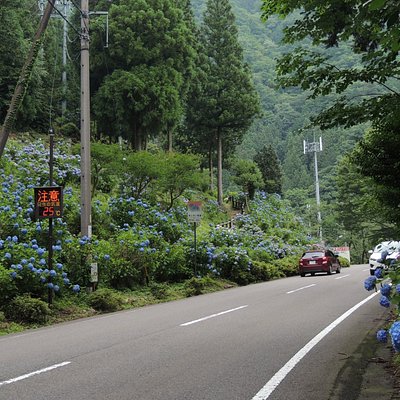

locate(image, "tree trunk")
[[134, 129, 142, 151], [0, 1, 55, 157], [168, 129, 173, 152], [217, 129, 223, 205], [208, 146, 214, 192]]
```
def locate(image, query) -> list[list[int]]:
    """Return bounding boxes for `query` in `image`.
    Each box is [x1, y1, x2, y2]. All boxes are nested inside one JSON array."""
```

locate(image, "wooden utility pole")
[[80, 0, 92, 238], [0, 1, 55, 158]]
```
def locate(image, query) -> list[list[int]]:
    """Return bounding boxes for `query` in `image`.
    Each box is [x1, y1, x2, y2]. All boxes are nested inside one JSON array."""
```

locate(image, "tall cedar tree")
[[91, 0, 196, 150], [187, 0, 260, 204], [254, 144, 282, 194]]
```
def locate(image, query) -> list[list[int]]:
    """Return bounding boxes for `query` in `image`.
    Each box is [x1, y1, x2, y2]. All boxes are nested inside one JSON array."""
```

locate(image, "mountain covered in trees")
[[1, 0, 399, 260]]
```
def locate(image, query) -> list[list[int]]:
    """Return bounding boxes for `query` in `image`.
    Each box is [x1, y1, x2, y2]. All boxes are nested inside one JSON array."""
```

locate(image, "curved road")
[[0, 264, 386, 400]]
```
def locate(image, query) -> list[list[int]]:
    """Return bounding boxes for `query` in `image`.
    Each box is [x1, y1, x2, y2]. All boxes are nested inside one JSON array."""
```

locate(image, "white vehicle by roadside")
[[369, 241, 400, 276]]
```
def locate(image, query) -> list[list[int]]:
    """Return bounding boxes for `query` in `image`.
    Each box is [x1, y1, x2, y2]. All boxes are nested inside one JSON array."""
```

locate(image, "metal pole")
[[62, 0, 68, 116], [314, 145, 322, 241], [194, 222, 197, 277], [48, 131, 54, 305], [80, 0, 91, 238]]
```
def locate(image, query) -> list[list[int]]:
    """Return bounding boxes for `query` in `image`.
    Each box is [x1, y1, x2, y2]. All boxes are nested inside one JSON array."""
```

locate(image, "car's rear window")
[[302, 251, 324, 258]]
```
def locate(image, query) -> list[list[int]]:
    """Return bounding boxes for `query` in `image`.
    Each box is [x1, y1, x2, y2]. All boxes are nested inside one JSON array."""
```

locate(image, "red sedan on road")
[[299, 249, 341, 277]]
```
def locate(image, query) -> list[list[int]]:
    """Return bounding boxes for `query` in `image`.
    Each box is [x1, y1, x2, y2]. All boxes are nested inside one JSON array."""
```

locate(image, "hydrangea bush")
[[0, 137, 312, 317], [364, 259, 400, 352]]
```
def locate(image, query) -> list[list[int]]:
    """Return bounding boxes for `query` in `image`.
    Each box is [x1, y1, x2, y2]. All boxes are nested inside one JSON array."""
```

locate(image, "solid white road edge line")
[[251, 291, 379, 400], [286, 284, 316, 294], [0, 361, 71, 387], [180, 305, 248, 326]]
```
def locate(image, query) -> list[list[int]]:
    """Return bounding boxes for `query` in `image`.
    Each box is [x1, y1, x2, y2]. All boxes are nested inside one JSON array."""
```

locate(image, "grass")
[[0, 277, 237, 335]]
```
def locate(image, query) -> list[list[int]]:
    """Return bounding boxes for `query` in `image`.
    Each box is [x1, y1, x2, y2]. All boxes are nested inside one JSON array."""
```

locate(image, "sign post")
[[34, 133, 63, 305], [187, 202, 203, 276], [90, 262, 98, 291]]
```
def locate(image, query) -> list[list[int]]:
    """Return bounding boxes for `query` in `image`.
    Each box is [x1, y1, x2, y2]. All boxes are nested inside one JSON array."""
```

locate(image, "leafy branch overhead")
[[261, 0, 400, 129]]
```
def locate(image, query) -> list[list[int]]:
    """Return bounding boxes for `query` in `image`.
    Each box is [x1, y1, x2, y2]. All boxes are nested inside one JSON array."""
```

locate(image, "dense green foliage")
[[253, 145, 282, 194], [0, 136, 311, 326], [186, 0, 260, 204], [1, 0, 398, 270]]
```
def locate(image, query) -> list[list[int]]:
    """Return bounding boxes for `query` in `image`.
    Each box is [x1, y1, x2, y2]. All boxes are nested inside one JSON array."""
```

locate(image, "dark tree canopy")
[[254, 144, 282, 194]]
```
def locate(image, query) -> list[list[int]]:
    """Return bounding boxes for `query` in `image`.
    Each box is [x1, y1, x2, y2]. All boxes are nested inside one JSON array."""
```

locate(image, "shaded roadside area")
[[329, 316, 400, 400]]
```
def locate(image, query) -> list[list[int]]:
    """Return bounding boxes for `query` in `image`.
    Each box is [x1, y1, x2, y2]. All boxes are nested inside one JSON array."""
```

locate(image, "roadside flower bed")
[[0, 137, 311, 324], [364, 260, 400, 352]]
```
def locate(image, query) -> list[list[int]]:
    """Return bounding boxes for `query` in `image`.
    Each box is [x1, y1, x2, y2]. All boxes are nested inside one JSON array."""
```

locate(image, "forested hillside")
[[192, 0, 365, 181], [1, 0, 399, 262], [192, 0, 400, 256]]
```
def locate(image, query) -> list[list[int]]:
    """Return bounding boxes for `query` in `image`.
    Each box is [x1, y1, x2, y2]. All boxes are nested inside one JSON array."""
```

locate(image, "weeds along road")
[[0, 264, 386, 400]]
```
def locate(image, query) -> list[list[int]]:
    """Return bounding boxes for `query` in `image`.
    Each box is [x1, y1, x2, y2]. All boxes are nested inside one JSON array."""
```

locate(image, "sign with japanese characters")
[[187, 201, 203, 223], [34, 186, 63, 219], [332, 246, 351, 262]]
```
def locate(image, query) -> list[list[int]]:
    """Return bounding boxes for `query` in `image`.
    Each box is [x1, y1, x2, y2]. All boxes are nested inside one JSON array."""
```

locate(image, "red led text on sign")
[[34, 187, 63, 219]]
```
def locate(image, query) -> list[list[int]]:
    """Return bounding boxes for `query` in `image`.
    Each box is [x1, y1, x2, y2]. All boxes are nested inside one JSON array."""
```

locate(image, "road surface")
[[0, 264, 386, 400]]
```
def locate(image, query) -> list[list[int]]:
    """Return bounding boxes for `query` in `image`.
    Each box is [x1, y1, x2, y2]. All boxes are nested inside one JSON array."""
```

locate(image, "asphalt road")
[[0, 264, 386, 400]]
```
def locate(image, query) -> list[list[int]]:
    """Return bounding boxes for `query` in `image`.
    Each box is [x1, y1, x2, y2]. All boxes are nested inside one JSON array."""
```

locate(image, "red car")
[[299, 249, 341, 277]]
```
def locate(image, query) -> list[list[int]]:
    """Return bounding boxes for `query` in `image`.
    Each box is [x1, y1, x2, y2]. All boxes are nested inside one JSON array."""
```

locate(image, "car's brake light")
[[322, 257, 328, 264]]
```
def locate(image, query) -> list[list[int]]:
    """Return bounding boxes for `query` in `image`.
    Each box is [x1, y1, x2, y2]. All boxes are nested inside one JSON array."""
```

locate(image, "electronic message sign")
[[34, 186, 63, 219]]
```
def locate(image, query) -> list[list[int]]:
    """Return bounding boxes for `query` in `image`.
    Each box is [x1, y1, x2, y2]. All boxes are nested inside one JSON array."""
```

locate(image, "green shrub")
[[0, 266, 17, 308], [213, 246, 254, 285], [251, 261, 283, 281], [154, 243, 191, 282], [272, 255, 300, 277], [149, 282, 170, 299], [184, 277, 205, 296], [338, 256, 351, 268], [88, 288, 124, 312], [183, 276, 224, 296], [5, 295, 50, 323]]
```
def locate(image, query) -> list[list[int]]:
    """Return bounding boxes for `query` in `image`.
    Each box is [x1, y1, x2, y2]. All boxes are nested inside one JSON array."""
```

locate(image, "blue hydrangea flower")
[[10, 271, 17, 279], [49, 270, 57, 277], [390, 322, 400, 352], [381, 284, 391, 297], [364, 276, 377, 291], [4, 252, 11, 259], [47, 283, 54, 290], [104, 254, 110, 261], [54, 285, 60, 292], [379, 296, 390, 308], [374, 268, 383, 278], [377, 330, 388, 343], [72, 284, 80, 293]]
